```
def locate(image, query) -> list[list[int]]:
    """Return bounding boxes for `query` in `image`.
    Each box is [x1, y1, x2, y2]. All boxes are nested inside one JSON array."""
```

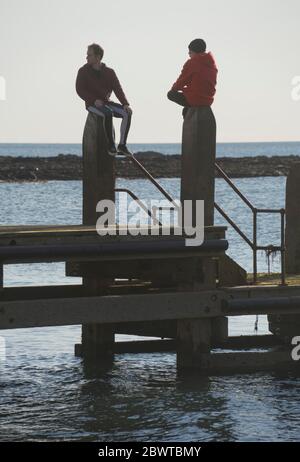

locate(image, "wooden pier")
[[0, 222, 300, 373], [0, 111, 300, 374]]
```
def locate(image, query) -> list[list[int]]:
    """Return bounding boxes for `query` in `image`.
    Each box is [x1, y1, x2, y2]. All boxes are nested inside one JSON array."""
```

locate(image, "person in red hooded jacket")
[[167, 39, 217, 116]]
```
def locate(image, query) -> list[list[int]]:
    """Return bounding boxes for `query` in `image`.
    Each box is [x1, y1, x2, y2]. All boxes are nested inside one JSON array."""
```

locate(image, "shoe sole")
[[117, 151, 132, 156]]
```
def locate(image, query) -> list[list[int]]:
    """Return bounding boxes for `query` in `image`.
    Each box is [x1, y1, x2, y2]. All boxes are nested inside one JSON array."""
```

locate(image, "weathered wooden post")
[[285, 163, 300, 274], [180, 107, 216, 227], [177, 106, 226, 372], [81, 112, 116, 359], [268, 163, 300, 341]]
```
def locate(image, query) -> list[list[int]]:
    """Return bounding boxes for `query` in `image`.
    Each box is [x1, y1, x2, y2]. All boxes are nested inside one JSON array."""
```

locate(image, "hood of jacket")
[[191, 52, 217, 70]]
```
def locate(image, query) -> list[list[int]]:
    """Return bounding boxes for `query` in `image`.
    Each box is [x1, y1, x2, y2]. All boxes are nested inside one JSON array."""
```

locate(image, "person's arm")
[[75, 68, 96, 107], [112, 70, 130, 106], [171, 60, 193, 91]]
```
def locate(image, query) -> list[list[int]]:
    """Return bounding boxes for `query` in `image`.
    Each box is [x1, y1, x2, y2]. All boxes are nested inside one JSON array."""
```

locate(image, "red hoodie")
[[76, 63, 129, 109], [172, 52, 217, 106]]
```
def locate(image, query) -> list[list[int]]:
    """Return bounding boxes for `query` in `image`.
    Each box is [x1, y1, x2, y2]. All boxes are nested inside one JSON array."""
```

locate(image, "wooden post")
[[81, 112, 115, 359], [269, 163, 300, 340], [285, 163, 300, 273], [82, 112, 115, 223], [178, 107, 227, 365], [181, 107, 216, 227], [177, 319, 212, 372], [0, 262, 3, 294]]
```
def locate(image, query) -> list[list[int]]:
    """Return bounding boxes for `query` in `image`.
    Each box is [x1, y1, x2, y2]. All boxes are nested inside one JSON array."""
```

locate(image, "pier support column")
[[285, 163, 300, 274], [177, 319, 212, 372], [80, 112, 116, 359], [0, 263, 3, 292], [268, 163, 300, 340], [179, 107, 227, 354]]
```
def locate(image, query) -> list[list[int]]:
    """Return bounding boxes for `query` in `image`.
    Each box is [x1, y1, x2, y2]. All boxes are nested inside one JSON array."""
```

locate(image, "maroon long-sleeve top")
[[76, 63, 129, 108]]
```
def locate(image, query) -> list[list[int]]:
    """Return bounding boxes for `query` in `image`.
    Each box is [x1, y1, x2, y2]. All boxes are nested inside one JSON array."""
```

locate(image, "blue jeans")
[[88, 102, 131, 145]]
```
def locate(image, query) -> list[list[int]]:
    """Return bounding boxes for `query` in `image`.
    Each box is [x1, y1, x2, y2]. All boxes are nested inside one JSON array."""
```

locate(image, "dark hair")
[[88, 43, 104, 59], [188, 39, 206, 53]]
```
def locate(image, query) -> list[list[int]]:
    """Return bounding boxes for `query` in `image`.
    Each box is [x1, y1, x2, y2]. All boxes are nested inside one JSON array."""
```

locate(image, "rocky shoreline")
[[0, 152, 299, 182]]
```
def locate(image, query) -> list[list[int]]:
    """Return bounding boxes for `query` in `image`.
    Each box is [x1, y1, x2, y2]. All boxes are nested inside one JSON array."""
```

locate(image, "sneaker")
[[117, 144, 132, 156], [108, 143, 118, 156]]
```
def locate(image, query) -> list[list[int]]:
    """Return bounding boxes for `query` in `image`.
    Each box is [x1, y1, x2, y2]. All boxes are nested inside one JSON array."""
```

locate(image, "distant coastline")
[[0, 152, 299, 182]]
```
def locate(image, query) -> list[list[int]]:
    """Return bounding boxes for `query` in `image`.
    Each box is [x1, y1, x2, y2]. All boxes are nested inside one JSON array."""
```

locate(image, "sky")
[[0, 0, 299, 143]]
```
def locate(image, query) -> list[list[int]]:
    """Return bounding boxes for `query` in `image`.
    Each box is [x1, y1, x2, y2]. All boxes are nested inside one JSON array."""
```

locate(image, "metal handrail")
[[215, 162, 286, 285], [116, 153, 286, 284], [123, 153, 180, 211], [114, 188, 162, 226]]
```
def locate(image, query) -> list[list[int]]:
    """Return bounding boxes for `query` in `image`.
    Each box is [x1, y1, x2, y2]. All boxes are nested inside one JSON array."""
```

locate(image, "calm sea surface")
[[0, 144, 300, 442]]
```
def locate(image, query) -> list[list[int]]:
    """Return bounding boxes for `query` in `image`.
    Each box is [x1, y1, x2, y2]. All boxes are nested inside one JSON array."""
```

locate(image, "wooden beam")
[[201, 350, 300, 374], [0, 285, 84, 301], [222, 295, 300, 316], [0, 224, 226, 246], [75, 339, 176, 356], [225, 284, 300, 299], [76, 335, 285, 356], [0, 290, 221, 330]]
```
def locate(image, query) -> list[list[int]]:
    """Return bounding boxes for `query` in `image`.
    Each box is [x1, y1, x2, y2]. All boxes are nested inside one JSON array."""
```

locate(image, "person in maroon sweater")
[[76, 43, 132, 156], [167, 38, 217, 117]]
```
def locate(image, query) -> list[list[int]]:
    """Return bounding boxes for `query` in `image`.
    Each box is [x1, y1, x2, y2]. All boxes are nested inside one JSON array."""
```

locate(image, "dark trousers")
[[167, 90, 189, 107], [167, 90, 190, 117]]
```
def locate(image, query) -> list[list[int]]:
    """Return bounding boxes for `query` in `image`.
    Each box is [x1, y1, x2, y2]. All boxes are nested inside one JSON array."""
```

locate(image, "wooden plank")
[[76, 335, 285, 357], [225, 284, 300, 299], [215, 334, 283, 349], [222, 295, 300, 316], [66, 256, 208, 282], [2, 286, 300, 330], [75, 339, 176, 356], [0, 224, 226, 235], [0, 285, 85, 301], [203, 350, 300, 374], [0, 290, 221, 330], [0, 225, 226, 246]]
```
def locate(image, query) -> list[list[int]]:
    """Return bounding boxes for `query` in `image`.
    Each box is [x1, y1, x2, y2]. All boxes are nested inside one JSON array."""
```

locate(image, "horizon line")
[[1, 140, 300, 145]]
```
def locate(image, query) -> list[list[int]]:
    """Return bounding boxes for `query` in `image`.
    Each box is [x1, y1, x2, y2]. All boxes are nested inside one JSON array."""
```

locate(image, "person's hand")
[[124, 105, 132, 115], [95, 99, 104, 108]]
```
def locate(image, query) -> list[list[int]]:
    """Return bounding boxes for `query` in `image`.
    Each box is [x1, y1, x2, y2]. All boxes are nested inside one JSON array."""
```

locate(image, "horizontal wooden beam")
[[75, 339, 176, 356], [75, 335, 283, 356], [0, 224, 226, 246], [3, 282, 300, 304], [0, 290, 221, 330], [2, 285, 300, 330], [215, 334, 283, 349], [0, 239, 228, 265], [198, 350, 300, 374], [225, 284, 300, 299], [222, 295, 300, 316], [0, 285, 85, 301]]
